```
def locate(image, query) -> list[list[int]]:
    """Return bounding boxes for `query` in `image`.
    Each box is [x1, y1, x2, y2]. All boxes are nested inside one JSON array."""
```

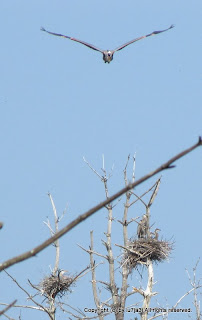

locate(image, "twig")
[[47, 193, 60, 275], [2, 313, 15, 320], [130, 192, 147, 207], [69, 266, 90, 285], [0, 300, 17, 316], [123, 154, 130, 186], [148, 178, 161, 207], [3, 271, 51, 317], [132, 153, 136, 183], [115, 243, 145, 258], [77, 243, 107, 260], [148, 286, 202, 320], [0, 302, 44, 312], [83, 156, 103, 180], [130, 179, 161, 208], [89, 231, 104, 320], [185, 259, 201, 320], [27, 279, 40, 292]]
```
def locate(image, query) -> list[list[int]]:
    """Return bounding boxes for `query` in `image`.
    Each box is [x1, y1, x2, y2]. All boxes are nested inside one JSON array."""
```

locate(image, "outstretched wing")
[[114, 24, 174, 52], [41, 27, 103, 53]]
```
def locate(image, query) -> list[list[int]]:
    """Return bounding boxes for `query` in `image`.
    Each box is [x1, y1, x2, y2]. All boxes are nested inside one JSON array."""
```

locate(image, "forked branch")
[[0, 300, 17, 316]]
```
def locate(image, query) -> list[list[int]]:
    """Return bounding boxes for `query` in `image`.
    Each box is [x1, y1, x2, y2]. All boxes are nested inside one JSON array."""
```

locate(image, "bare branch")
[[89, 231, 104, 320], [130, 192, 147, 207], [111, 197, 122, 209], [47, 193, 60, 275], [115, 243, 145, 259], [0, 300, 17, 316], [0, 302, 44, 312], [58, 301, 86, 317], [83, 156, 103, 180], [141, 259, 154, 319], [77, 243, 107, 260], [130, 179, 161, 208], [27, 279, 40, 292], [73, 265, 92, 280], [105, 206, 120, 309], [1, 312, 15, 320], [69, 266, 90, 285], [117, 216, 140, 226], [59, 301, 101, 319], [185, 259, 201, 320], [148, 285, 202, 320], [132, 286, 145, 296], [148, 178, 161, 207], [123, 154, 130, 186], [132, 153, 136, 183], [120, 155, 132, 311], [0, 138, 201, 271], [3, 270, 52, 318], [174, 287, 199, 308], [101, 154, 114, 180], [102, 154, 105, 172], [43, 219, 54, 236]]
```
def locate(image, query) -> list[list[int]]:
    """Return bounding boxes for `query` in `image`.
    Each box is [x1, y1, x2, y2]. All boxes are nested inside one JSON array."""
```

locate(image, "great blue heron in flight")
[[41, 25, 174, 63], [137, 215, 148, 239]]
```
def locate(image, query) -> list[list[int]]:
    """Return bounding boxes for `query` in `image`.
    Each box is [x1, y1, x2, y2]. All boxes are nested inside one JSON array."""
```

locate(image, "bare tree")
[[2, 194, 89, 320], [78, 156, 172, 320]]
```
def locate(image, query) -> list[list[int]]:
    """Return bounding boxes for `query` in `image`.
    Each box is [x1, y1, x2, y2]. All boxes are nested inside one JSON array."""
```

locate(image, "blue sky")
[[1, 0, 202, 319]]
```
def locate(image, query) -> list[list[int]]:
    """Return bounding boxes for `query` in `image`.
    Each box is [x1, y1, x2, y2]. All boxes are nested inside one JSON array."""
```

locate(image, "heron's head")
[[103, 50, 114, 63], [58, 269, 68, 277]]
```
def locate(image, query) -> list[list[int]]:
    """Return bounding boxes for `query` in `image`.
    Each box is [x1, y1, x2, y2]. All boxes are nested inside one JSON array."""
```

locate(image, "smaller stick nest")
[[123, 238, 173, 271], [39, 270, 75, 299]]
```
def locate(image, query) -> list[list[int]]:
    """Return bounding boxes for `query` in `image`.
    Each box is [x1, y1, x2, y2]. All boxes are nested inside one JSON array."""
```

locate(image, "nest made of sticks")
[[123, 238, 173, 272], [39, 270, 75, 299]]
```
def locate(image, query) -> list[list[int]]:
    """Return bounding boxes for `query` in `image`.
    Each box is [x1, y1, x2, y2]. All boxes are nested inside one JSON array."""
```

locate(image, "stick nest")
[[39, 270, 75, 299], [123, 238, 173, 271]]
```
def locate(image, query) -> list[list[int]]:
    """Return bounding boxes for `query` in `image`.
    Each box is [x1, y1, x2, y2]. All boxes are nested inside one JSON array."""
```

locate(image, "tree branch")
[[0, 300, 17, 316], [47, 193, 60, 275]]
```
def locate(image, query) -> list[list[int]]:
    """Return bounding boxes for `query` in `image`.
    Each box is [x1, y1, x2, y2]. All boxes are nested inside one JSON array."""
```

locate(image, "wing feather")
[[114, 24, 174, 52], [41, 27, 103, 53]]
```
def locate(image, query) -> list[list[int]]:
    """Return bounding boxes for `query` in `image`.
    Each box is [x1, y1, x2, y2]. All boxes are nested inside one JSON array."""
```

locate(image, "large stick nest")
[[123, 238, 173, 271], [39, 270, 75, 299]]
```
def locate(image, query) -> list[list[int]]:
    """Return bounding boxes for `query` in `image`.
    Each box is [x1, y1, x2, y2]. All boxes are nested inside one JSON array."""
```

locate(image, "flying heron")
[[41, 25, 174, 63]]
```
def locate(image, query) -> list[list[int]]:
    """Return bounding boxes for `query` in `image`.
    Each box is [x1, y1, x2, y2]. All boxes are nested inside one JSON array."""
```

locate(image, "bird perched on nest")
[[41, 24, 174, 63], [40, 269, 73, 299], [137, 214, 148, 239], [151, 228, 161, 240], [57, 269, 68, 278]]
